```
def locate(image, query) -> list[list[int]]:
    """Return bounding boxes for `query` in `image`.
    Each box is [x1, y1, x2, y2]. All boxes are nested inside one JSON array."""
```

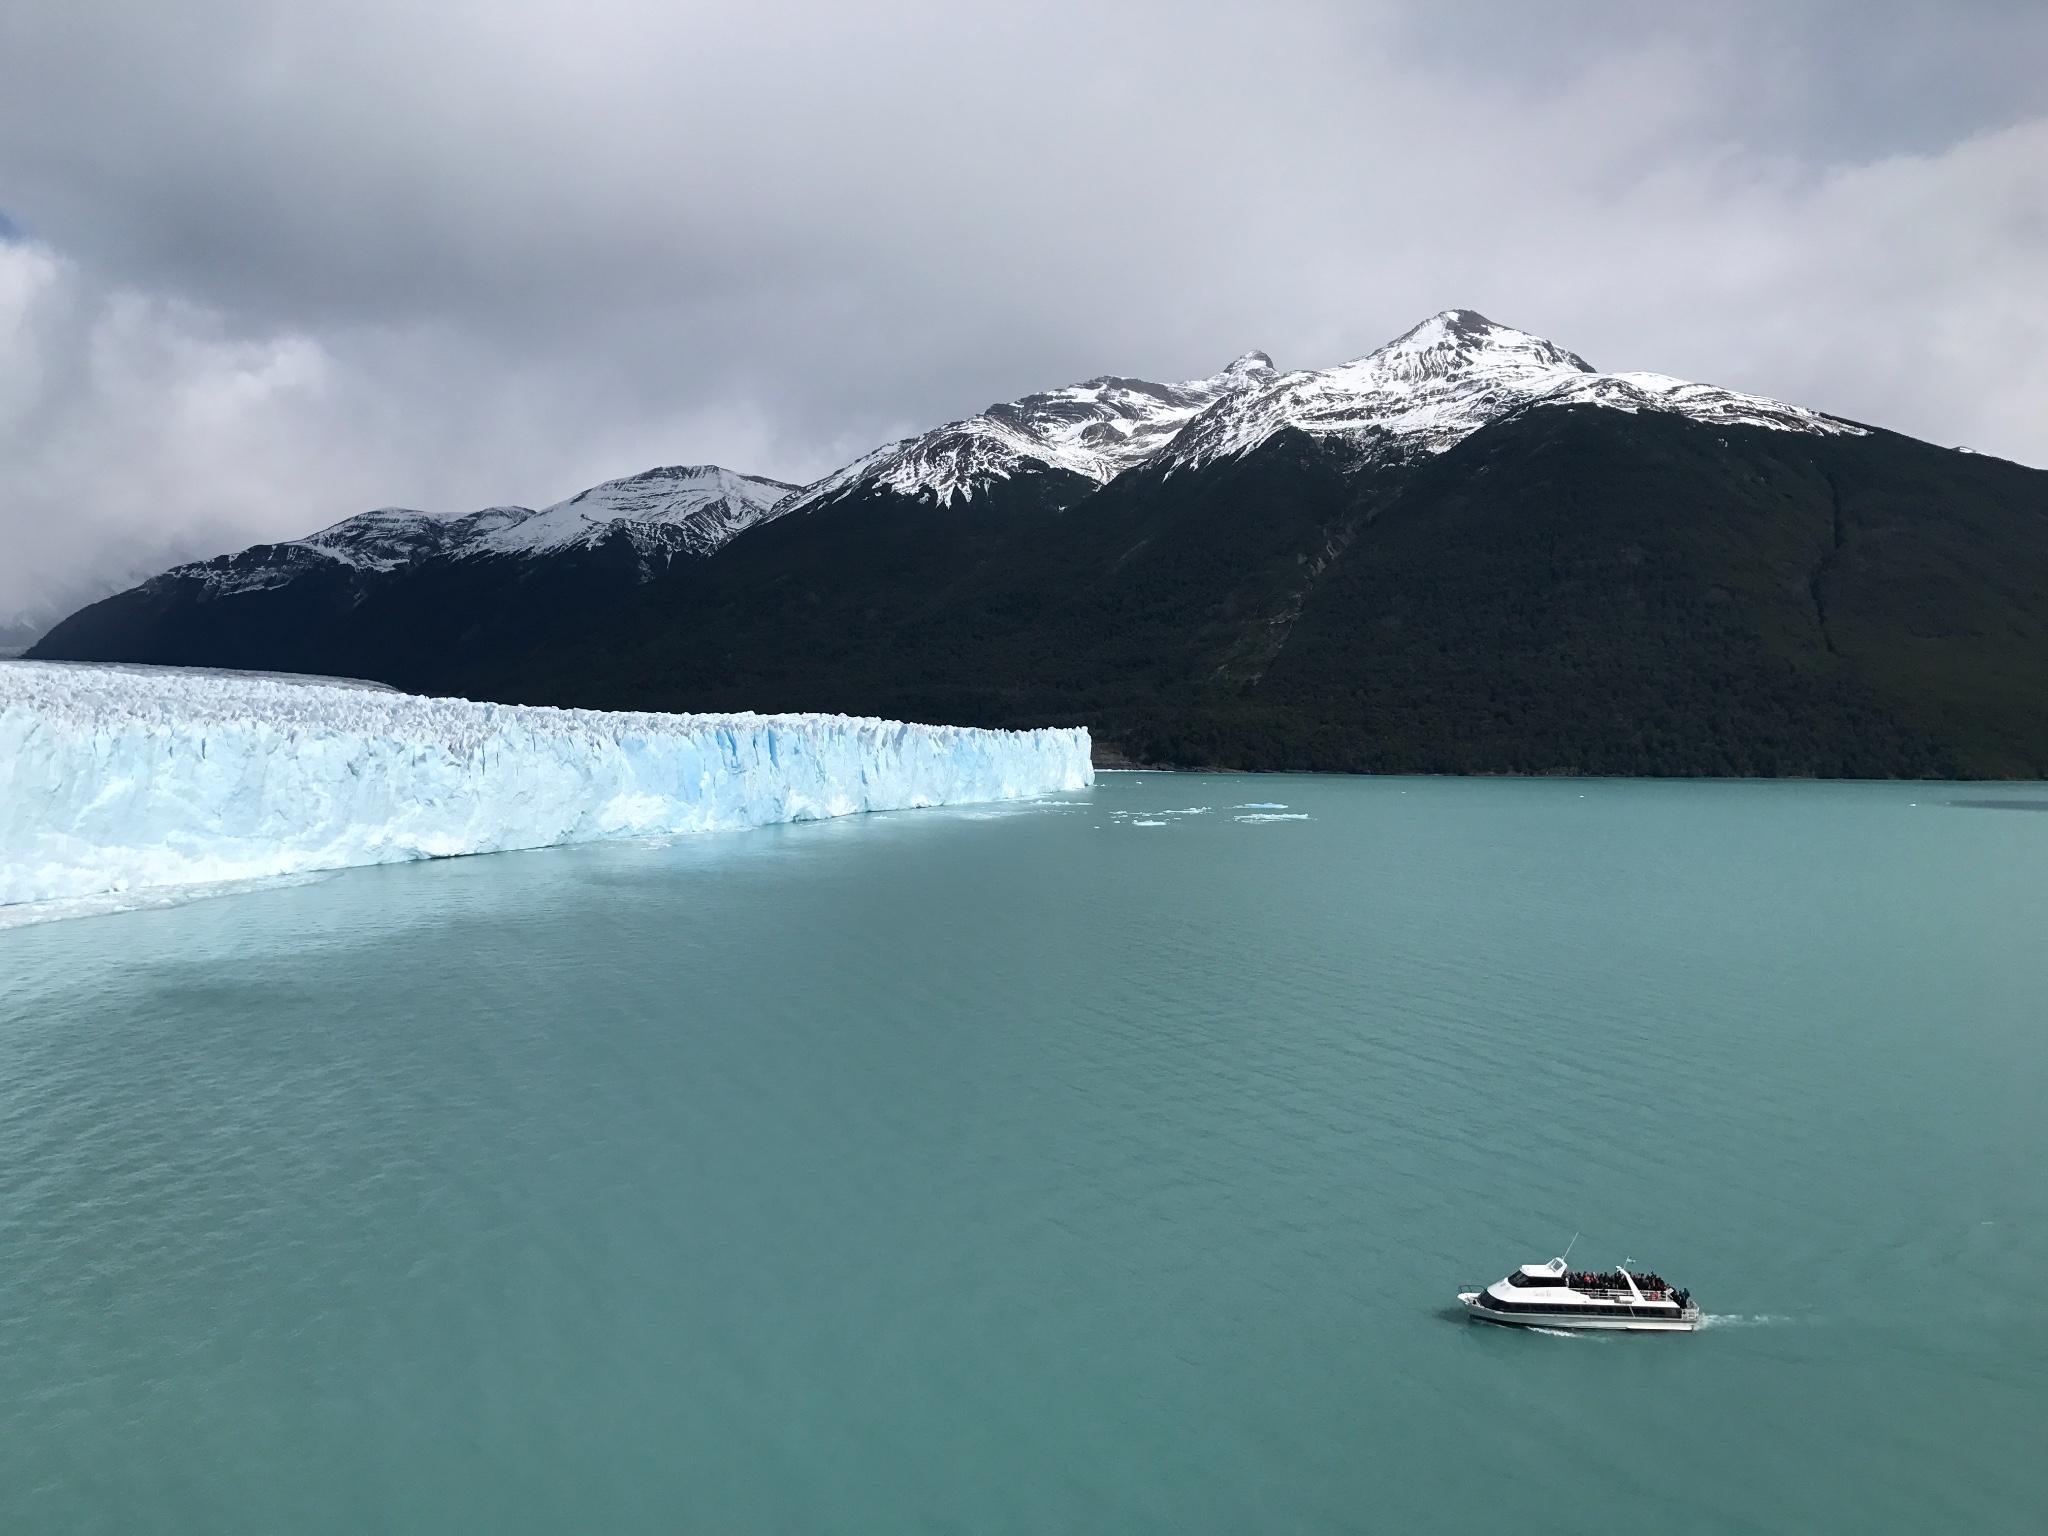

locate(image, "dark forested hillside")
[[29, 529, 686, 697], [26, 464, 801, 694], [32, 380, 2048, 777], [483, 407, 2048, 778]]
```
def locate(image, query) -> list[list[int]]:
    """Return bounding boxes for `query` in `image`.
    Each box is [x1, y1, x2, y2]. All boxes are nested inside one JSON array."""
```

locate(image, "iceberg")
[[0, 661, 1092, 910]]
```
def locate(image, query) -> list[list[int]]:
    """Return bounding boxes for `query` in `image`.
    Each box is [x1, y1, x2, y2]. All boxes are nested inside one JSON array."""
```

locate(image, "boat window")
[[1507, 1271, 1565, 1287]]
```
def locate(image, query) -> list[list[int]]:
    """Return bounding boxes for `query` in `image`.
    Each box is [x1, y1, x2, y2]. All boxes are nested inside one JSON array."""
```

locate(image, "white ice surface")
[[0, 662, 1092, 909]]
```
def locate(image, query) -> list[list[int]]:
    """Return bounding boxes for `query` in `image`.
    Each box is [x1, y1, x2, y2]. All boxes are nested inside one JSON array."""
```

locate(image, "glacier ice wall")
[[0, 662, 1092, 908]]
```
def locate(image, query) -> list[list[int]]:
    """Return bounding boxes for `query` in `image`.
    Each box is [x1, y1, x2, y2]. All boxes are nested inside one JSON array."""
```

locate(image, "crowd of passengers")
[[1574, 1270, 1678, 1298]]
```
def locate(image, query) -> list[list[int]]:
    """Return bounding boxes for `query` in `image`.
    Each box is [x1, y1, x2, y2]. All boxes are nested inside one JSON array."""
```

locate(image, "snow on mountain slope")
[[474, 464, 800, 558], [83, 312, 1867, 614], [776, 311, 1861, 515], [187, 466, 799, 596], [1159, 310, 1865, 473], [781, 352, 1279, 514], [0, 660, 1092, 912], [299, 506, 532, 572]]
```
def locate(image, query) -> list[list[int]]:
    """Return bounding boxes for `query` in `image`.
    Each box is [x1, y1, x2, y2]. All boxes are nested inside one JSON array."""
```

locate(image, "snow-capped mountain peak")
[[779, 353, 1280, 516], [1161, 309, 1862, 472], [1370, 310, 1593, 383], [298, 506, 530, 573], [135, 312, 1866, 609], [473, 464, 798, 559], [173, 465, 799, 597]]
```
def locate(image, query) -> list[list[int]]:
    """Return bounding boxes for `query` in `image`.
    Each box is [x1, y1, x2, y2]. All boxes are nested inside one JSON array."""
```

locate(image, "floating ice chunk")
[[0, 662, 1092, 910], [1235, 813, 1311, 823]]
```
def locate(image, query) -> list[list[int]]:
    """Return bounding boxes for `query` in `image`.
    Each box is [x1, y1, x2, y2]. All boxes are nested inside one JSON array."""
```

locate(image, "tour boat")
[[1458, 1256, 1699, 1331]]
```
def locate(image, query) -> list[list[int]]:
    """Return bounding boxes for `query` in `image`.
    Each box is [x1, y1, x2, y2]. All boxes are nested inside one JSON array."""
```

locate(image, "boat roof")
[[1520, 1259, 1568, 1277]]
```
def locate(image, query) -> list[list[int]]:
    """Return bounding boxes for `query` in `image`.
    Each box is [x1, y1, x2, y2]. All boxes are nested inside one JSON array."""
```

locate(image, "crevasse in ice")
[[0, 662, 1093, 908]]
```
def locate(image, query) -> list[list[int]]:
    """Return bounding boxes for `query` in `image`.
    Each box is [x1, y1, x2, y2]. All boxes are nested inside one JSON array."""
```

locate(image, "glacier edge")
[[0, 662, 1093, 910]]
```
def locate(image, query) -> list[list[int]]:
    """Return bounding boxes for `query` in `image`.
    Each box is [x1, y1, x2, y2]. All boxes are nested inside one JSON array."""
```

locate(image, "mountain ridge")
[[771, 350, 1281, 519], [181, 463, 801, 598], [42, 310, 1880, 607], [1159, 310, 1864, 473], [490, 406, 2045, 777], [31, 311, 2047, 778]]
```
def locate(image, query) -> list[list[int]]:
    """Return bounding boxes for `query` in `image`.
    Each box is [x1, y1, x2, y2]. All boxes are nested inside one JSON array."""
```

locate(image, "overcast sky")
[[3, 0, 2046, 631]]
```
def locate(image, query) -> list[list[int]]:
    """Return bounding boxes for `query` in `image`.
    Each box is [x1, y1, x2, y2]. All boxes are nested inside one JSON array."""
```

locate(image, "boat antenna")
[[1561, 1231, 1579, 1263]]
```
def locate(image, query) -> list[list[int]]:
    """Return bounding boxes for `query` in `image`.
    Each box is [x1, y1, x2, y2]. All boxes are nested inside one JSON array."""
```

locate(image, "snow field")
[[0, 662, 1092, 908]]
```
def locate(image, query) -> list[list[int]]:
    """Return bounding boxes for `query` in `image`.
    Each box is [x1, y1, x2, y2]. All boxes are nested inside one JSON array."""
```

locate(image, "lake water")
[[3, 774, 2044, 1533]]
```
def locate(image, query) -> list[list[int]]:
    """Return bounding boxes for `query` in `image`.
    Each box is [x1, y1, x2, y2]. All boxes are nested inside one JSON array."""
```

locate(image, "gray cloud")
[[1395, 1, 2048, 162], [2, 0, 2045, 628]]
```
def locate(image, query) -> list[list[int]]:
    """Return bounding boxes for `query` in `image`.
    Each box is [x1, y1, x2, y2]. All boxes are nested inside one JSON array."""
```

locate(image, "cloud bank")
[[2, 0, 2045, 631]]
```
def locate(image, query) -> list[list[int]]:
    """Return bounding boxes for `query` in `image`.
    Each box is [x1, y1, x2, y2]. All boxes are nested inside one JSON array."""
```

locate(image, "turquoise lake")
[[3, 774, 2044, 1532]]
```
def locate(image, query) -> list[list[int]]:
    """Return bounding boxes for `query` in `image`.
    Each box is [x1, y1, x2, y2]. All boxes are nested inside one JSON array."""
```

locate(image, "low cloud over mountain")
[[3, 1, 2046, 632]]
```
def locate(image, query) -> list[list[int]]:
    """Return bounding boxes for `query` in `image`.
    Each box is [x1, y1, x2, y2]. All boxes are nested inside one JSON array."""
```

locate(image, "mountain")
[[34, 312, 2048, 776], [0, 618, 43, 658], [29, 465, 797, 693], [28, 355, 1282, 688], [784, 351, 1278, 514], [482, 313, 2048, 778], [1155, 309, 1861, 471]]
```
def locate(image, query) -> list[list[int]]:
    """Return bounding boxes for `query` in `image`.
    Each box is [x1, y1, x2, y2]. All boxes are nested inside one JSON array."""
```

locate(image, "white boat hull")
[[1458, 1291, 1699, 1332]]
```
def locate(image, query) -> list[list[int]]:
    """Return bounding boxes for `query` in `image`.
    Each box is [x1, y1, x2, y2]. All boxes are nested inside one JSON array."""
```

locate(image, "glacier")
[[0, 661, 1092, 911]]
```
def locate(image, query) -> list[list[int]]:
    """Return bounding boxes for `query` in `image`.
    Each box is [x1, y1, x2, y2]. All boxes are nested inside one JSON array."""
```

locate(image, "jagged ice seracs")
[[0, 662, 1093, 910]]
